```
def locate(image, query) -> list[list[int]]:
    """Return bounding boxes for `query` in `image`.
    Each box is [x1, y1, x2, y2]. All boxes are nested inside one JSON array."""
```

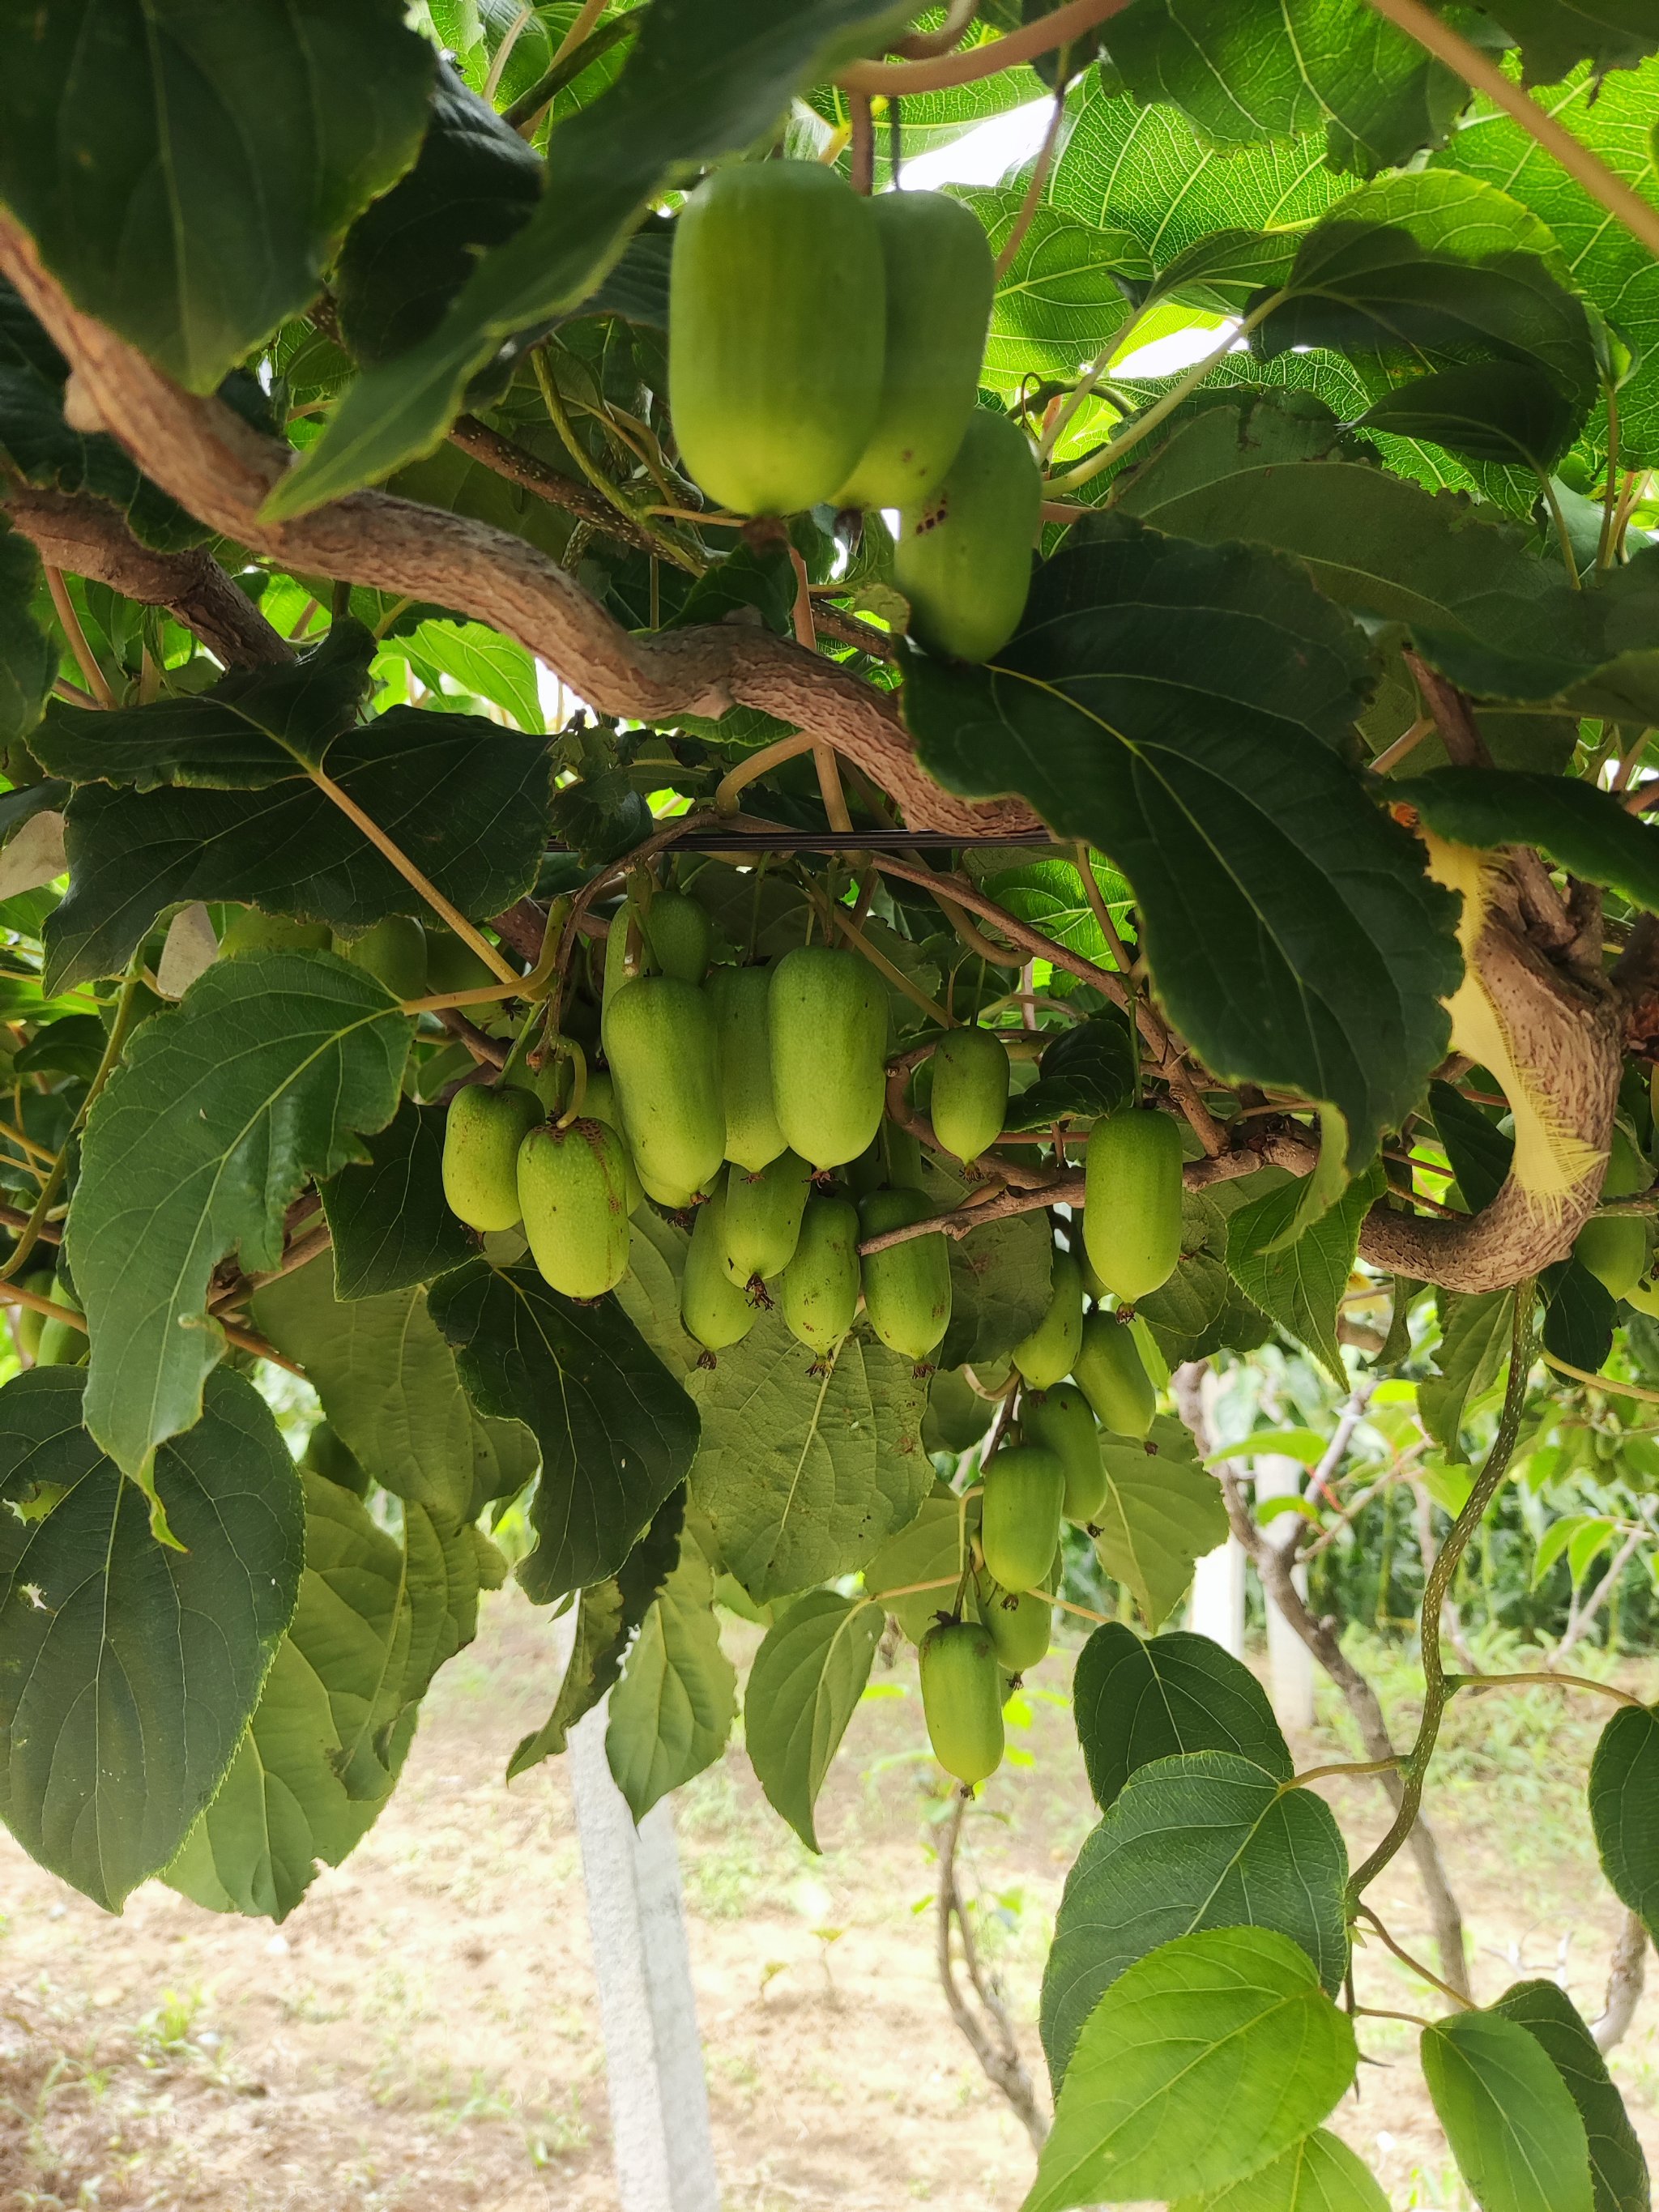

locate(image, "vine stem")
[[1458, 1669, 1644, 1710], [45, 567, 114, 707], [1347, 1285, 1537, 1904], [1363, 0, 1659, 264], [992, 86, 1068, 281], [1284, 1756, 1402, 1789], [1353, 1904, 1473, 2013], [1540, 1348, 1659, 1404], [838, 0, 1132, 93]]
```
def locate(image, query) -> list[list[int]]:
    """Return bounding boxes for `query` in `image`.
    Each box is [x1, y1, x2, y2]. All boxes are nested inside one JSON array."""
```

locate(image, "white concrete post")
[[1188, 1534, 1247, 1657], [1254, 1455, 1317, 1731]]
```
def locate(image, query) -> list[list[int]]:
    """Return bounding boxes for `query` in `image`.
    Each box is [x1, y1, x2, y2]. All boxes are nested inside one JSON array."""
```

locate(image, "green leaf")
[[616, 1211, 699, 1376], [1493, 1979, 1650, 2212], [166, 1470, 493, 1920], [1489, 0, 1659, 81], [1420, 1287, 1516, 1464], [940, 1198, 1054, 1370], [1589, 1703, 1659, 1943], [1431, 1078, 1512, 1212], [863, 1480, 968, 1643], [334, 60, 544, 368], [318, 1097, 474, 1300], [0, 1367, 302, 1910], [388, 617, 546, 735], [508, 1490, 687, 1781], [606, 1528, 736, 1822], [1003, 1009, 1136, 1132], [1042, 1752, 1350, 2085], [254, 1257, 537, 1523], [1138, 1187, 1275, 1369], [1072, 1622, 1291, 1811], [1435, 60, 1659, 467], [966, 183, 1146, 390], [1357, 360, 1582, 472], [1102, 0, 1465, 176], [1023, 1926, 1358, 2212], [744, 1588, 883, 1852], [1173, 2128, 1391, 2210], [1396, 769, 1659, 914], [268, 0, 919, 514], [1227, 1164, 1386, 1383], [1095, 1415, 1230, 1629], [0, 521, 53, 749], [906, 517, 1458, 1173], [689, 1310, 932, 1606], [0, 0, 433, 392], [1422, 2008, 1595, 2212], [67, 951, 412, 1479], [429, 1256, 700, 1603]]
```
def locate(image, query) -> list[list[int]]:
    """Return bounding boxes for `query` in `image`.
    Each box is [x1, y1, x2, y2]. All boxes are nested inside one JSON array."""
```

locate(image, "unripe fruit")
[[979, 1443, 1064, 1592], [707, 965, 787, 1172], [770, 945, 887, 1170], [582, 1068, 643, 1215], [919, 1618, 1004, 1785], [833, 190, 994, 511], [681, 1180, 757, 1355], [35, 1276, 85, 1369], [443, 1085, 541, 1232], [1084, 1107, 1183, 1303], [425, 928, 506, 1022], [975, 1571, 1051, 1673], [220, 909, 331, 958], [894, 410, 1042, 663], [723, 1149, 812, 1298], [518, 1119, 631, 1299], [669, 161, 885, 516], [1576, 1127, 1653, 1300], [923, 1364, 995, 1455], [781, 1195, 861, 1357], [929, 1026, 1010, 1166], [1021, 1382, 1106, 1525], [335, 915, 427, 1000], [14, 1268, 56, 1360], [1073, 1310, 1155, 1438], [1010, 1251, 1084, 1390], [643, 891, 713, 985], [859, 1187, 951, 1362], [600, 898, 653, 1057], [606, 976, 726, 1206]]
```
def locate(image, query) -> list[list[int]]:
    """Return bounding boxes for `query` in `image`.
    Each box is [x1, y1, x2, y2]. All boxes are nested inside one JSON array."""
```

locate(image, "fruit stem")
[[554, 1038, 590, 1127]]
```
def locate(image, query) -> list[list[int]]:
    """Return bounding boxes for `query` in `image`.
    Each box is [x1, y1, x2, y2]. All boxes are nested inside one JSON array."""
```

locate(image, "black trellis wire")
[[546, 828, 1060, 854]]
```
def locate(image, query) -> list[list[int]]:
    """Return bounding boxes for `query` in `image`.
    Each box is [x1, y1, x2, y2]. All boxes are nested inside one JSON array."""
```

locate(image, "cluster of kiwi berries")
[[667, 158, 1043, 661]]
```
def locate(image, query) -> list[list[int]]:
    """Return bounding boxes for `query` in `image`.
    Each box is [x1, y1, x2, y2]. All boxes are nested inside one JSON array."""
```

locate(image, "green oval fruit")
[[929, 1026, 1010, 1166], [894, 409, 1042, 663], [1073, 1311, 1155, 1438], [1010, 1251, 1084, 1390], [975, 1571, 1051, 1673], [518, 1118, 631, 1298], [35, 1276, 85, 1369], [1021, 1382, 1105, 1525], [335, 914, 428, 1001], [781, 1195, 861, 1357], [859, 1187, 951, 1362], [919, 1618, 1004, 1784], [681, 1179, 757, 1355], [833, 190, 994, 511], [220, 909, 332, 958], [600, 898, 654, 1057], [443, 1085, 541, 1232], [723, 1149, 812, 1296], [707, 965, 787, 1172], [606, 975, 726, 1205], [1084, 1107, 1183, 1303], [643, 891, 713, 985], [582, 1068, 643, 1215], [923, 1365, 995, 1455], [668, 160, 885, 516], [770, 945, 887, 1170], [979, 1443, 1064, 1592], [302, 1421, 372, 1498], [13, 1267, 56, 1361], [425, 928, 506, 1021]]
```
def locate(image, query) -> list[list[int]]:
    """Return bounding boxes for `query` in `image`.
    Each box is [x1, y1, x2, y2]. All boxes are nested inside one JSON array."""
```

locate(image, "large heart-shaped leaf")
[[1422, 2008, 1594, 2212], [1072, 1622, 1291, 1810]]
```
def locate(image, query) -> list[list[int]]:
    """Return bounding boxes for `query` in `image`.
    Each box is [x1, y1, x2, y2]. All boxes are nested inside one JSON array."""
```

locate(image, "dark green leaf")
[[1590, 1703, 1659, 1944], [1138, 1187, 1275, 1368], [0, 521, 53, 748], [940, 1201, 1054, 1370], [1042, 1751, 1350, 2084], [269, 0, 919, 513], [1541, 1258, 1615, 1375], [1493, 1980, 1650, 2212], [1004, 1009, 1135, 1131], [907, 517, 1457, 1170], [1420, 1288, 1516, 1463], [1422, 2008, 1594, 2212], [254, 1258, 537, 1523], [67, 951, 412, 1478], [14, 1013, 107, 1083], [429, 1257, 699, 1603], [1481, 3, 1659, 94], [1227, 1165, 1386, 1383], [745, 1588, 883, 1851], [1024, 1927, 1358, 2212], [1395, 770, 1659, 914], [1357, 362, 1581, 471], [606, 1527, 736, 1820], [320, 1096, 474, 1298], [689, 1310, 932, 1605], [1073, 1622, 1291, 1811], [0, 1, 433, 392], [0, 1367, 302, 1910], [1431, 1078, 1512, 1212]]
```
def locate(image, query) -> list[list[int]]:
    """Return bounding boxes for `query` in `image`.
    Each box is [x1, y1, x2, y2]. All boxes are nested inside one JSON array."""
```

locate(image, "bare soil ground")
[[0, 1591, 1650, 2211]]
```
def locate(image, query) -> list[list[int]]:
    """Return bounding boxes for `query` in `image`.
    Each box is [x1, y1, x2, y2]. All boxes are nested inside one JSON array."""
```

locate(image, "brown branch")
[[935, 1792, 1049, 2150], [1403, 652, 1491, 769], [1593, 1910, 1648, 2055], [839, 0, 1132, 92], [0, 217, 1006, 837]]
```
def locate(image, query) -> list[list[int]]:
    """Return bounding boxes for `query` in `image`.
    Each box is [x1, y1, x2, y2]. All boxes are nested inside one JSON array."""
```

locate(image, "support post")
[[1189, 1533, 1247, 1656], [1255, 1454, 1317, 1730]]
